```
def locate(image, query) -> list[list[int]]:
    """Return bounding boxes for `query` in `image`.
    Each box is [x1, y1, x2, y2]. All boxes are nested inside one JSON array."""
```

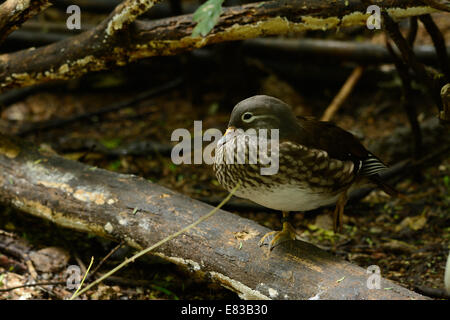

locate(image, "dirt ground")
[[0, 10, 449, 300]]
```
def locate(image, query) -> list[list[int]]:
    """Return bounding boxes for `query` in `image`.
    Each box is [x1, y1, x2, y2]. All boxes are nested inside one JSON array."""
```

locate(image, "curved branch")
[[0, 0, 439, 92], [0, 0, 50, 44], [104, 0, 160, 36]]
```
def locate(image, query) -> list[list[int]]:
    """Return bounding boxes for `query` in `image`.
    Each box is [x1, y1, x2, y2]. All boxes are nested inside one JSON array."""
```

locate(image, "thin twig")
[[70, 183, 240, 300], [89, 241, 124, 279], [70, 256, 94, 300], [0, 281, 66, 292], [321, 66, 364, 121], [17, 78, 183, 136], [382, 10, 443, 111], [25, 260, 38, 280], [406, 17, 418, 47], [440, 83, 450, 123], [385, 38, 423, 160], [52, 139, 173, 157], [419, 14, 450, 81], [74, 254, 87, 276]]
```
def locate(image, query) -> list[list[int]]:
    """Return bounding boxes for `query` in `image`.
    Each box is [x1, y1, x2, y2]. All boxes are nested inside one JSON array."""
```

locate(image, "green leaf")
[[192, 0, 224, 37], [150, 284, 179, 300], [107, 159, 121, 171], [207, 102, 219, 115], [168, 162, 177, 172], [444, 175, 450, 189]]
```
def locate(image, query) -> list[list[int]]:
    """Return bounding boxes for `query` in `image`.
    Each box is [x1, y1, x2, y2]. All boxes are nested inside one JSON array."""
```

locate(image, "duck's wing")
[[293, 116, 397, 195]]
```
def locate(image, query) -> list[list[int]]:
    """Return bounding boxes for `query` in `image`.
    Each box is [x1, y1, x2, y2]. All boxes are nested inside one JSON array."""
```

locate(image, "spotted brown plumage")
[[213, 95, 396, 251]]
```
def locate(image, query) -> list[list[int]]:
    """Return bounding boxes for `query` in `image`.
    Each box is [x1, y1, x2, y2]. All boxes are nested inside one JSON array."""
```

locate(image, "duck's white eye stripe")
[[242, 112, 254, 122]]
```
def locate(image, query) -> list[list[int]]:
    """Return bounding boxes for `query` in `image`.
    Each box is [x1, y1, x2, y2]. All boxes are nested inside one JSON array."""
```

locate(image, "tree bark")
[[0, 134, 427, 300], [0, 0, 439, 92], [440, 83, 450, 123], [0, 0, 50, 44], [242, 38, 450, 64]]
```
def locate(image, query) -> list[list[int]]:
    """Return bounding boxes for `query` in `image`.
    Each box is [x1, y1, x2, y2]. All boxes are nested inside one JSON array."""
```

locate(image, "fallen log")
[[0, 134, 426, 299]]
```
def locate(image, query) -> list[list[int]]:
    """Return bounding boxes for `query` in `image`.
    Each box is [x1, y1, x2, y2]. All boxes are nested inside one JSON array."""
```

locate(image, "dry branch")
[[382, 9, 443, 111], [441, 83, 450, 123], [419, 14, 450, 81], [104, 0, 160, 37], [0, 0, 50, 44], [385, 39, 423, 160], [0, 133, 427, 300], [242, 38, 450, 64], [321, 66, 364, 122], [14, 78, 182, 136], [7, 30, 450, 64], [0, 0, 439, 92]]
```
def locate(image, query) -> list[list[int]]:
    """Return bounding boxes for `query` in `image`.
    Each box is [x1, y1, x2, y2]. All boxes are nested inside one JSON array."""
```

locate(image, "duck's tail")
[[369, 173, 400, 197]]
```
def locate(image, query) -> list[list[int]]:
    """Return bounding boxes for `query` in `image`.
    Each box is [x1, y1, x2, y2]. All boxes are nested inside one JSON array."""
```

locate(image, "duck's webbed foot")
[[259, 212, 297, 251]]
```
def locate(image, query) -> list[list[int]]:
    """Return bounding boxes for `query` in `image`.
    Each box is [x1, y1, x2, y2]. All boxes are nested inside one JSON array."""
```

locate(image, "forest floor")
[[0, 12, 449, 300]]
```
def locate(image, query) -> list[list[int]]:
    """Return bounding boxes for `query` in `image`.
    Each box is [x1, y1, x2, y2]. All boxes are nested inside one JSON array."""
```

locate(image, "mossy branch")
[[0, 0, 440, 92]]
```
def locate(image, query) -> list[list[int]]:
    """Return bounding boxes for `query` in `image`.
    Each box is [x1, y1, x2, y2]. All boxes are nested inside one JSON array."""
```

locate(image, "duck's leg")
[[259, 211, 297, 251], [333, 192, 348, 233]]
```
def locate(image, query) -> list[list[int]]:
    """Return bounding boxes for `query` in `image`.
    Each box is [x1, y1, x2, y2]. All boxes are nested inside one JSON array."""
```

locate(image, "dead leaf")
[[29, 247, 70, 272], [381, 239, 417, 253], [395, 215, 427, 232]]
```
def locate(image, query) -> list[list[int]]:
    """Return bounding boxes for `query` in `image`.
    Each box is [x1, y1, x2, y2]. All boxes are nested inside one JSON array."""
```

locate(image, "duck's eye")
[[242, 112, 253, 122]]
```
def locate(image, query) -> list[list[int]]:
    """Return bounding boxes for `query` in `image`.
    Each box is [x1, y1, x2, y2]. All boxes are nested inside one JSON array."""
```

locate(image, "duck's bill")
[[224, 126, 236, 136]]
